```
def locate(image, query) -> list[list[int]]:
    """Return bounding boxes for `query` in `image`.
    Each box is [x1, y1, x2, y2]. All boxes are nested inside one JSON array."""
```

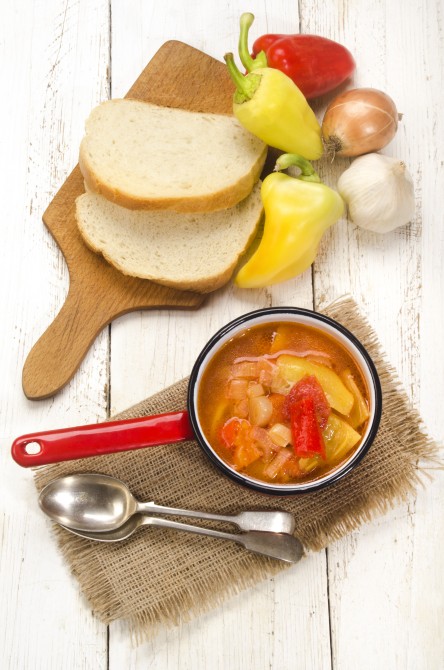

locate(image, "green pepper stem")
[[275, 153, 321, 183], [238, 12, 267, 72], [224, 53, 260, 102]]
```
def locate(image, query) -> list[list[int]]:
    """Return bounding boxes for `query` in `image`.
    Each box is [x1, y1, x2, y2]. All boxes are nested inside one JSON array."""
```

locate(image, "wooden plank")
[[0, 440, 107, 669], [0, 0, 110, 666], [108, 1, 331, 668], [4, 0, 442, 667], [302, 0, 444, 667]]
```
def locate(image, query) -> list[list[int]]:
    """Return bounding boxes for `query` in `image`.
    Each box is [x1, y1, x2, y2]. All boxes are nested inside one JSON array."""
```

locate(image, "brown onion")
[[321, 88, 399, 157]]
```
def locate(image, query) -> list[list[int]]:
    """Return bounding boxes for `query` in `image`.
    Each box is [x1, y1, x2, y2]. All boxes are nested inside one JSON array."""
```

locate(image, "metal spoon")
[[59, 514, 304, 564], [38, 473, 296, 534]]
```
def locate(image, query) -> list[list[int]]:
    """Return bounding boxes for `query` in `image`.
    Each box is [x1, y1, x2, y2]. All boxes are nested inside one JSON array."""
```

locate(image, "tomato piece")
[[233, 440, 262, 469], [290, 396, 326, 459], [220, 418, 251, 450], [283, 375, 331, 428], [268, 393, 287, 424], [220, 418, 263, 469]]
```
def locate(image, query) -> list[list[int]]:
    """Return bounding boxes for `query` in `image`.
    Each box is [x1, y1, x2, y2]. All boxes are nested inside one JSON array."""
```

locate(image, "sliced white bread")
[[79, 99, 267, 213], [75, 183, 263, 293]]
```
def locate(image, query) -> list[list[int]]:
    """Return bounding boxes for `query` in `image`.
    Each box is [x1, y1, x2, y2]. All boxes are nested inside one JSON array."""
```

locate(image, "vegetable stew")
[[197, 321, 370, 484]]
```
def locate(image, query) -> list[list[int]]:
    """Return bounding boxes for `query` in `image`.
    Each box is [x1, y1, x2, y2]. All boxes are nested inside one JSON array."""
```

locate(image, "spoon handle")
[[140, 502, 247, 528], [143, 516, 304, 564], [138, 502, 294, 534]]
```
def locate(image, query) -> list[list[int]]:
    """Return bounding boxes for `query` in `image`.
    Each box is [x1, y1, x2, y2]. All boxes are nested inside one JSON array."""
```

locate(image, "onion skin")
[[322, 88, 398, 157]]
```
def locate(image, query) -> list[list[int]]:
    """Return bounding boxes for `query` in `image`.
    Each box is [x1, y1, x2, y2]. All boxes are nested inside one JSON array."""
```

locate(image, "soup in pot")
[[197, 321, 370, 484]]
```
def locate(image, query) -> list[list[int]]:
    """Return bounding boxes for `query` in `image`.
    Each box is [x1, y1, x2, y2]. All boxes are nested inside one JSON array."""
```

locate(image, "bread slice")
[[79, 100, 267, 213], [75, 183, 263, 293]]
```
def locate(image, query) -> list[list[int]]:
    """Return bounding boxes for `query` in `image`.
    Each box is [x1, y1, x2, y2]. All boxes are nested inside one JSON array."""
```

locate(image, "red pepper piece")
[[290, 396, 326, 459], [283, 375, 331, 428], [252, 34, 355, 99], [220, 418, 251, 450]]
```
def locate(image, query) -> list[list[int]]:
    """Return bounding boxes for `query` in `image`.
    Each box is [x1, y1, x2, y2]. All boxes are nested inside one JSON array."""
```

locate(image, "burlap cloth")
[[34, 297, 440, 641]]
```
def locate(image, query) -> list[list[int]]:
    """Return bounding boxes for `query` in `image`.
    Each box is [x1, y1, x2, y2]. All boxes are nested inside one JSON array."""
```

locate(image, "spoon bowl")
[[62, 514, 148, 542], [39, 473, 136, 532], [39, 473, 296, 534]]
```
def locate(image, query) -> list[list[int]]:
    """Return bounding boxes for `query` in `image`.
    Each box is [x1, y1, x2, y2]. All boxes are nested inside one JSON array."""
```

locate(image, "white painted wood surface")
[[1, 0, 442, 668]]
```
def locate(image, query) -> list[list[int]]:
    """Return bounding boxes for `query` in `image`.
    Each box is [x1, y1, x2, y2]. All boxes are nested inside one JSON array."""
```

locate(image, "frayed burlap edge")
[[298, 296, 442, 550], [49, 527, 285, 642]]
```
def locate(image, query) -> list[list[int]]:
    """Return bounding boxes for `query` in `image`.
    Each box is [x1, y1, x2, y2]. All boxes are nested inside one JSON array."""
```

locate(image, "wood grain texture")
[[303, 1, 444, 669], [0, 1, 110, 667], [3, 0, 443, 668], [22, 39, 240, 400], [107, 3, 330, 670], [22, 169, 203, 400]]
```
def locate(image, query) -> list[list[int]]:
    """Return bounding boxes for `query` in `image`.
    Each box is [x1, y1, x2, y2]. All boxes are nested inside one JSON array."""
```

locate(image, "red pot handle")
[[11, 410, 194, 467]]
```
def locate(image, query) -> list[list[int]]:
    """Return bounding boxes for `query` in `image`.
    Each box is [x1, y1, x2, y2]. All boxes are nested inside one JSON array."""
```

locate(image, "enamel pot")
[[11, 307, 382, 495]]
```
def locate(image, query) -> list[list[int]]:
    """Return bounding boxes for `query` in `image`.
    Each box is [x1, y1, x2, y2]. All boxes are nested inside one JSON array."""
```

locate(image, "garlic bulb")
[[337, 153, 415, 233]]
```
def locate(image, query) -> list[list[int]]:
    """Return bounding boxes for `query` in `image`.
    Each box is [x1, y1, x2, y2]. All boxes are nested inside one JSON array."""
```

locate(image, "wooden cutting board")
[[22, 41, 236, 400]]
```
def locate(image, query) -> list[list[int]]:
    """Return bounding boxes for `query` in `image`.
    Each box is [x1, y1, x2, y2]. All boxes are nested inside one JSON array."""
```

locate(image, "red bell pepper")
[[283, 375, 331, 428], [290, 396, 326, 459], [284, 376, 331, 459], [252, 34, 355, 99]]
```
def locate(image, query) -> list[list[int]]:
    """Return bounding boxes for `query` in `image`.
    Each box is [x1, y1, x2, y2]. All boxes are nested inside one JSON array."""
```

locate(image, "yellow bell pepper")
[[322, 414, 361, 461], [299, 414, 361, 474], [299, 414, 361, 472], [224, 13, 323, 160], [340, 368, 370, 428], [235, 153, 344, 288], [276, 354, 354, 416]]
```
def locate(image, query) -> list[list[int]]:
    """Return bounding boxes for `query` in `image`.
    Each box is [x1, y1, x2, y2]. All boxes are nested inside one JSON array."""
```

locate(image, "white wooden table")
[[2, 1, 443, 667]]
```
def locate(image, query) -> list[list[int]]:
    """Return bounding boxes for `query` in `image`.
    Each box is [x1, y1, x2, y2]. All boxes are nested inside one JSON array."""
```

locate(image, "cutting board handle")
[[22, 286, 113, 399]]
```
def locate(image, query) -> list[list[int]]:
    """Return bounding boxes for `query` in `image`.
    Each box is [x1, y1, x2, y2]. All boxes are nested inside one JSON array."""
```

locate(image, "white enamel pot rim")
[[187, 306, 382, 495]]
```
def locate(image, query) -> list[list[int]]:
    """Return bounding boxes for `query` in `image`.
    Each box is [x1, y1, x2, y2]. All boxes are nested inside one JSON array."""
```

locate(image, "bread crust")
[[75, 190, 263, 293], [79, 143, 267, 213]]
